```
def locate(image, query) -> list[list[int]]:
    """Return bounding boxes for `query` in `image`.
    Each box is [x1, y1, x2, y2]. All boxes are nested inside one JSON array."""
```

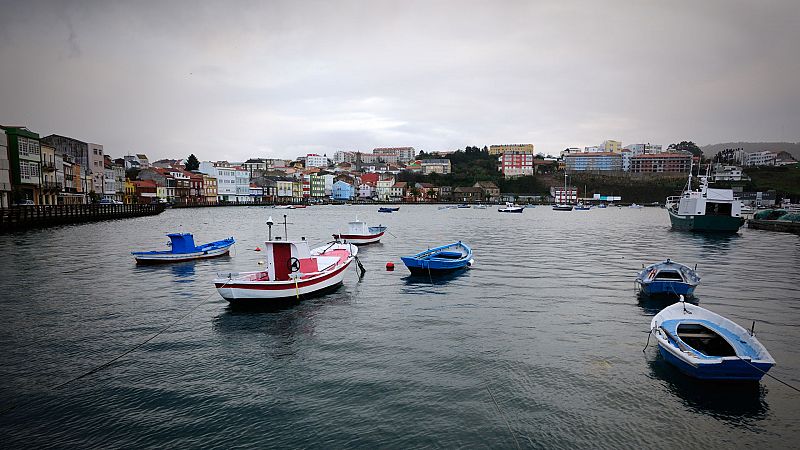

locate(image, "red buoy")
[[386, 262, 394, 271], [255, 247, 261, 252]]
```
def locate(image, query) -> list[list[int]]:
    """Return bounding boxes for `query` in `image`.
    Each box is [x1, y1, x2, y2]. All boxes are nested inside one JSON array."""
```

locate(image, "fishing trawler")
[[666, 163, 745, 232]]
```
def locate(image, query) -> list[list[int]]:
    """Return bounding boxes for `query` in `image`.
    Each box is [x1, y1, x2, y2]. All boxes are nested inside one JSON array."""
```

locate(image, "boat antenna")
[[267, 216, 274, 241], [283, 214, 288, 239]]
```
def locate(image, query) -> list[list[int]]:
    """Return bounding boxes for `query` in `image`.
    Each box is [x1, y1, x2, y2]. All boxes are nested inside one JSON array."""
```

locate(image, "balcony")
[[42, 162, 57, 172], [42, 181, 62, 191]]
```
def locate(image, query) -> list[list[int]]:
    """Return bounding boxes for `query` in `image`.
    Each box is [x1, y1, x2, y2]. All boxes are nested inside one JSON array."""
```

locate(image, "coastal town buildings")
[[629, 153, 692, 174], [550, 186, 578, 203], [500, 151, 535, 178], [474, 181, 501, 202], [489, 144, 534, 156], [0, 133, 10, 208], [39, 142, 59, 205], [1, 126, 42, 205], [564, 152, 623, 173], [305, 154, 328, 168], [332, 180, 354, 201], [743, 151, 777, 167], [88, 143, 105, 196], [421, 159, 452, 174]]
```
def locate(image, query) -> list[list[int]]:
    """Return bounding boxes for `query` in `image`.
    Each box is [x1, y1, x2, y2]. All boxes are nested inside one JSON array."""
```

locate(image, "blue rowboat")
[[651, 298, 775, 380], [400, 241, 473, 275], [378, 207, 400, 213], [635, 259, 700, 297], [132, 233, 235, 263]]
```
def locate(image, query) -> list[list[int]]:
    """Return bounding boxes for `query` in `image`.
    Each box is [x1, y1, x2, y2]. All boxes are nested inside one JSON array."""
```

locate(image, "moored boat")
[[401, 241, 473, 275], [629, 203, 643, 209], [274, 205, 295, 209], [378, 206, 400, 213], [474, 204, 488, 209], [666, 164, 745, 232], [214, 217, 357, 304], [498, 202, 524, 213], [457, 204, 471, 209], [650, 297, 775, 380], [332, 217, 387, 245], [132, 233, 235, 263], [552, 204, 573, 211], [574, 203, 591, 210], [635, 259, 700, 297]]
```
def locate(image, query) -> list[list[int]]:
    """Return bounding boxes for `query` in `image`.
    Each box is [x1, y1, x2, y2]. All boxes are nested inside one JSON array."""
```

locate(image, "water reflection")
[[648, 358, 769, 421], [637, 293, 700, 315], [212, 301, 320, 359], [401, 269, 471, 286], [679, 230, 742, 254]]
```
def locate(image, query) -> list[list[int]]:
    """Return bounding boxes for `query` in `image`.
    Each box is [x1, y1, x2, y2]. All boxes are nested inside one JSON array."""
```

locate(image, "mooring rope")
[[486, 383, 521, 450], [0, 281, 230, 417]]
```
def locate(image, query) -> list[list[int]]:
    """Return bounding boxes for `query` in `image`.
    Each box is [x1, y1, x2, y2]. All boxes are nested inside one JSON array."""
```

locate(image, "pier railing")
[[0, 203, 167, 232]]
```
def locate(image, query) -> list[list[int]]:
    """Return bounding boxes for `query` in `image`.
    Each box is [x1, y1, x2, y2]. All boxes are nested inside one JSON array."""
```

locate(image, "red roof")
[[133, 180, 157, 188]]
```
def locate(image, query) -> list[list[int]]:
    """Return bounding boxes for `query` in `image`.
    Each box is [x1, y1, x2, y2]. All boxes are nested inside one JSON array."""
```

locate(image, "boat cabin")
[[676, 187, 742, 217], [346, 220, 369, 235], [167, 233, 197, 253], [261, 238, 340, 281]]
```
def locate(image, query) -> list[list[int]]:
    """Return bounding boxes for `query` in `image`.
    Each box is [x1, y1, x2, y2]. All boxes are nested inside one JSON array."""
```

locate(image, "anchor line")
[[486, 384, 521, 450], [0, 281, 231, 417], [734, 356, 800, 393]]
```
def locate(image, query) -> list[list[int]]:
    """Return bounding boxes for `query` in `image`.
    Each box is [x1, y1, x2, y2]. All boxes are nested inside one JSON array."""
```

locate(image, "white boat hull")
[[214, 258, 353, 302], [332, 232, 384, 245], [134, 247, 231, 263]]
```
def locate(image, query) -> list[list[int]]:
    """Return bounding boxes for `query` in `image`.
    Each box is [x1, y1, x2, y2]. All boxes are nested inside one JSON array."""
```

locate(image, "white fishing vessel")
[[214, 216, 358, 304]]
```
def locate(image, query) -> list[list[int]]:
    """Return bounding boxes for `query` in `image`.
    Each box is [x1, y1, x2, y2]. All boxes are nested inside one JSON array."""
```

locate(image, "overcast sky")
[[1, 0, 798, 161]]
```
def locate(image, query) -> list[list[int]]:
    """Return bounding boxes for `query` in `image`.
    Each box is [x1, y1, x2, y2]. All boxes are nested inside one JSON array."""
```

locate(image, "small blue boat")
[[378, 207, 400, 213], [132, 233, 235, 264], [400, 241, 473, 275], [574, 203, 591, 210], [651, 297, 775, 380], [635, 259, 700, 297]]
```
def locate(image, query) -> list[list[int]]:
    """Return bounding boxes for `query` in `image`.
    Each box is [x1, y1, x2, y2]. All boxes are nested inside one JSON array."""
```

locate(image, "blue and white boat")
[[378, 207, 400, 213], [635, 259, 700, 297], [651, 297, 775, 380], [132, 233, 235, 263], [574, 203, 591, 210], [498, 202, 524, 213], [457, 204, 471, 209], [400, 241, 473, 275]]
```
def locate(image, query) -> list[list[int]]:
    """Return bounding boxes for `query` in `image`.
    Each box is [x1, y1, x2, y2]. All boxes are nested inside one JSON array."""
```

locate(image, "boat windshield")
[[705, 202, 732, 216], [677, 323, 736, 357]]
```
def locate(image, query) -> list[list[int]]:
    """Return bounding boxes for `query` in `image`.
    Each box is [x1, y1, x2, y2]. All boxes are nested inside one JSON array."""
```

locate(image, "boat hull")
[[552, 205, 573, 211], [332, 232, 384, 245], [651, 302, 775, 381], [133, 246, 232, 263], [637, 281, 696, 296], [403, 263, 470, 275], [668, 208, 745, 232], [657, 345, 774, 380], [214, 258, 353, 303]]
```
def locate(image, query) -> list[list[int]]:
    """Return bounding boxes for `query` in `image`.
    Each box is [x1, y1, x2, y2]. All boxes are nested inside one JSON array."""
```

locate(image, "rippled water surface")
[[1, 205, 799, 448]]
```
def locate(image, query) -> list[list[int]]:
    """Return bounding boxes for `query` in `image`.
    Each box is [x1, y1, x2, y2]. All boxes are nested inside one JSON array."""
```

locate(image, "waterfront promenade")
[[0, 203, 167, 232]]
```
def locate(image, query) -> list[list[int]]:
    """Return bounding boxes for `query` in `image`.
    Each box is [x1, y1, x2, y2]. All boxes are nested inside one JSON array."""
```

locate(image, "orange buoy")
[[255, 247, 261, 251], [386, 262, 394, 271]]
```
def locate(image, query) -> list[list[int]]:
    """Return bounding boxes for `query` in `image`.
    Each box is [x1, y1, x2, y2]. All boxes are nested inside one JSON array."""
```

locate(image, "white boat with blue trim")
[[650, 297, 775, 380], [132, 233, 235, 263]]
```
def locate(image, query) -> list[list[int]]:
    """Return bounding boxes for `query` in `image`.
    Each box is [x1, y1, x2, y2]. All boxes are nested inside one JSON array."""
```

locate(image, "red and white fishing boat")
[[332, 218, 387, 245], [213, 217, 358, 304]]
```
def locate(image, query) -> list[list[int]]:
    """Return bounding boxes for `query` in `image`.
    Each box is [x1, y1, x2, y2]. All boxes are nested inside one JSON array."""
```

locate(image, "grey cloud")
[[0, 0, 798, 160]]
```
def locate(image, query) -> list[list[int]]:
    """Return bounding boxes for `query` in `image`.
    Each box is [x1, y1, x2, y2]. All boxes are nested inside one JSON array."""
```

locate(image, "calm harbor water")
[[1, 205, 798, 448]]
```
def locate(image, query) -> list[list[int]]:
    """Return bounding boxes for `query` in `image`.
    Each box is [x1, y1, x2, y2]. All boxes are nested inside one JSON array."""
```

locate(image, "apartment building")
[[489, 144, 534, 156]]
